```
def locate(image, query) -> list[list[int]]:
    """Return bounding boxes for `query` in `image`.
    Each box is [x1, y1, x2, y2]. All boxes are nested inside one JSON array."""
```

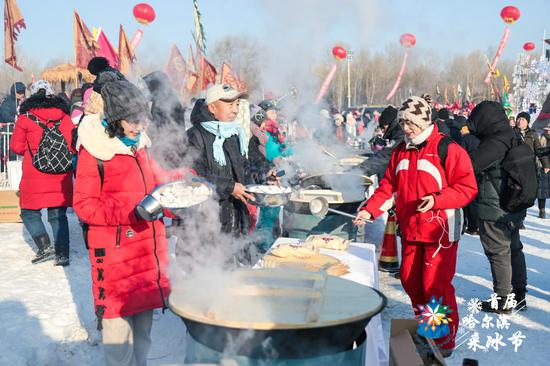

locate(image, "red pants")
[[400, 239, 459, 349]]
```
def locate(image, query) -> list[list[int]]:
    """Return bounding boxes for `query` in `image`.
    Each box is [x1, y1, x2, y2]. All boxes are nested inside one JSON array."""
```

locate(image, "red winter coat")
[[361, 125, 478, 243], [73, 115, 184, 321], [10, 97, 75, 210]]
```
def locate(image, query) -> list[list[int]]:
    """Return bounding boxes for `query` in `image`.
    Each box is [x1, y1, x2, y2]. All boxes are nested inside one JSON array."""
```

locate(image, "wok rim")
[[168, 278, 387, 331]]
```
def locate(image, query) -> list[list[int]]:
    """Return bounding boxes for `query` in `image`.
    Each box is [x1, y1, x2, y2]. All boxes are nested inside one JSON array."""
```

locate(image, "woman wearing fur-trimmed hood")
[[10, 80, 75, 266]]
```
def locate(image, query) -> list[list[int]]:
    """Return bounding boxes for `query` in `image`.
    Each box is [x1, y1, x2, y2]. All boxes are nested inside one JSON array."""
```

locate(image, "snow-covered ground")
[[0, 206, 548, 365]]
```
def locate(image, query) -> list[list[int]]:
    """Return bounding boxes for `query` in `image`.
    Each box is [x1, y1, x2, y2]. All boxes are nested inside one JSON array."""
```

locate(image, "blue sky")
[[12, 0, 550, 68]]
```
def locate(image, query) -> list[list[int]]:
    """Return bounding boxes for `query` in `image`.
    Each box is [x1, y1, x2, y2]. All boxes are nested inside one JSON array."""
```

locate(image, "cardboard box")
[[0, 189, 22, 223], [390, 319, 447, 366]]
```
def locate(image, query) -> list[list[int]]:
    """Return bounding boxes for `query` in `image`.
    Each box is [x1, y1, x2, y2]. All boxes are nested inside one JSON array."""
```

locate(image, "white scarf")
[[405, 124, 434, 148]]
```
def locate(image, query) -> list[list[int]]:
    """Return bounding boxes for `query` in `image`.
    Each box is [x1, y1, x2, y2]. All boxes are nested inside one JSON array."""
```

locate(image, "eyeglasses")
[[123, 119, 149, 131]]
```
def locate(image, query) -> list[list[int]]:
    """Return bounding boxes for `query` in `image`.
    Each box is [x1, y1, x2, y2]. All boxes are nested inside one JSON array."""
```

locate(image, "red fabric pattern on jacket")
[[10, 108, 75, 209], [73, 146, 171, 319], [361, 125, 478, 243]]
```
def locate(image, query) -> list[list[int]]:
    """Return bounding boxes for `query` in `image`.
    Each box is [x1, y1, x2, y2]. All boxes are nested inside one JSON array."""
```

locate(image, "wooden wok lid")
[[169, 268, 385, 330]]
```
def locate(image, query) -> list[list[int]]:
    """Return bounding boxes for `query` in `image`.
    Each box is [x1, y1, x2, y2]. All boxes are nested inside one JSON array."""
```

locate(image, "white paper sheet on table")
[[270, 238, 389, 366]]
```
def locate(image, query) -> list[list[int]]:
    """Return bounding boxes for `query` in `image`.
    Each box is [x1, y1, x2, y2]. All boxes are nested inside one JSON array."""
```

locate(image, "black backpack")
[[498, 138, 538, 212], [26, 113, 73, 174]]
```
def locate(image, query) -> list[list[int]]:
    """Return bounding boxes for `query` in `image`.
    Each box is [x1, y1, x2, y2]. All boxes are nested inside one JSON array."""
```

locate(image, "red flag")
[[118, 24, 135, 76], [95, 28, 118, 68], [220, 63, 239, 90], [4, 0, 26, 70], [164, 44, 188, 92], [198, 53, 217, 90], [186, 45, 198, 92], [220, 63, 248, 92], [238, 80, 248, 93], [74, 11, 99, 69]]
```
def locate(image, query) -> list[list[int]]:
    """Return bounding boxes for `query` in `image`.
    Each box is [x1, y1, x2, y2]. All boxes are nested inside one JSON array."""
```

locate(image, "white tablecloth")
[[270, 238, 388, 366], [7, 160, 22, 190]]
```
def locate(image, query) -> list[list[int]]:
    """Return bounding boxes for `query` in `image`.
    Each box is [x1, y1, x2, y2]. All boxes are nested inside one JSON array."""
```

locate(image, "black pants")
[[463, 202, 479, 232], [479, 220, 527, 296]]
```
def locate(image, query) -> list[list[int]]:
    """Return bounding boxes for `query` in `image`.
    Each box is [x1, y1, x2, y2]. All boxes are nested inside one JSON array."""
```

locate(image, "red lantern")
[[399, 33, 416, 48], [133, 3, 156, 25], [523, 42, 535, 52], [332, 46, 347, 60], [500, 6, 520, 24]]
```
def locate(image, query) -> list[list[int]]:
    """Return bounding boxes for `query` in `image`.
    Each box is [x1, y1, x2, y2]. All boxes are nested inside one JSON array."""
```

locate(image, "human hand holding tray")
[[135, 179, 213, 221]]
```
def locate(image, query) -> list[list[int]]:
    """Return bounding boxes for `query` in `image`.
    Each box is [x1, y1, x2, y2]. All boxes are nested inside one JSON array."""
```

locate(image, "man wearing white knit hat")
[[354, 96, 478, 357]]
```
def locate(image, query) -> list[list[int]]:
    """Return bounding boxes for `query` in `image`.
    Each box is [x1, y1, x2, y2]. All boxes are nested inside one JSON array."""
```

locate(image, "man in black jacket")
[[468, 101, 528, 313], [0, 82, 26, 172], [454, 116, 481, 234], [360, 106, 404, 180], [186, 84, 254, 236], [0, 82, 25, 122]]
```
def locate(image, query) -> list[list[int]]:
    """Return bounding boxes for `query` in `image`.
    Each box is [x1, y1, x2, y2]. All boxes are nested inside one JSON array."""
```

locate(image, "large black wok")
[[169, 268, 386, 359], [285, 173, 372, 215], [181, 313, 374, 358]]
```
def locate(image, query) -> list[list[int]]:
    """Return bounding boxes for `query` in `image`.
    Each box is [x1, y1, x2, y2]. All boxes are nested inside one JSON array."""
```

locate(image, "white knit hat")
[[30, 80, 54, 96], [398, 96, 432, 130]]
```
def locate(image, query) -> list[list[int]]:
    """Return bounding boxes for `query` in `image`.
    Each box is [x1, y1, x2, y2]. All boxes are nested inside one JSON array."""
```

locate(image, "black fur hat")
[[516, 111, 530, 124], [87, 57, 111, 76], [378, 106, 398, 128]]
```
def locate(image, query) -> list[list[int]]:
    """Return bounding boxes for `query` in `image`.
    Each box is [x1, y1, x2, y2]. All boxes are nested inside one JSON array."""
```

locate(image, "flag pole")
[[73, 10, 79, 89], [11, 62, 18, 117], [543, 29, 546, 59], [198, 48, 204, 92]]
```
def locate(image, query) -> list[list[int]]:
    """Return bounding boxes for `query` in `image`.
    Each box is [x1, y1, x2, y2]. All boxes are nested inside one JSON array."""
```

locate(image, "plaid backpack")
[[26, 113, 73, 174]]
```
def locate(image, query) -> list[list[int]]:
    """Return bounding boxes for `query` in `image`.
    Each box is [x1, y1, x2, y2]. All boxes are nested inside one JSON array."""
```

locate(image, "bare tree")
[[209, 35, 264, 94]]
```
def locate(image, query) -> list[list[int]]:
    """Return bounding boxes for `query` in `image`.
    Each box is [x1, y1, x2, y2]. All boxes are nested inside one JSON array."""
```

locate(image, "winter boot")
[[54, 244, 70, 267], [438, 347, 453, 358], [539, 209, 546, 219], [480, 296, 512, 314], [31, 234, 55, 264], [54, 255, 70, 267], [513, 288, 527, 311]]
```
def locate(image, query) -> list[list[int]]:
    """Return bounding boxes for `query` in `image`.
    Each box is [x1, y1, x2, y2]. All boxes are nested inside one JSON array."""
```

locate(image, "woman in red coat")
[[10, 80, 75, 266], [73, 78, 174, 366], [355, 96, 478, 357]]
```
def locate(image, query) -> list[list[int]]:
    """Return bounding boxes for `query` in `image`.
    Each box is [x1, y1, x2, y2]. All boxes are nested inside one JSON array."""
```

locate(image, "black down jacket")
[[468, 101, 526, 222], [185, 99, 254, 235]]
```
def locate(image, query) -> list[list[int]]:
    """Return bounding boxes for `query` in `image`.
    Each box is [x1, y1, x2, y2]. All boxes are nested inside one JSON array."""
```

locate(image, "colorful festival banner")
[[220, 62, 241, 91], [130, 29, 143, 51], [4, 0, 26, 71], [385, 51, 409, 100], [118, 24, 135, 76], [484, 27, 510, 84], [186, 45, 198, 92], [198, 53, 217, 90], [164, 44, 188, 93], [93, 27, 118, 68], [315, 64, 337, 105], [74, 11, 99, 69]]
